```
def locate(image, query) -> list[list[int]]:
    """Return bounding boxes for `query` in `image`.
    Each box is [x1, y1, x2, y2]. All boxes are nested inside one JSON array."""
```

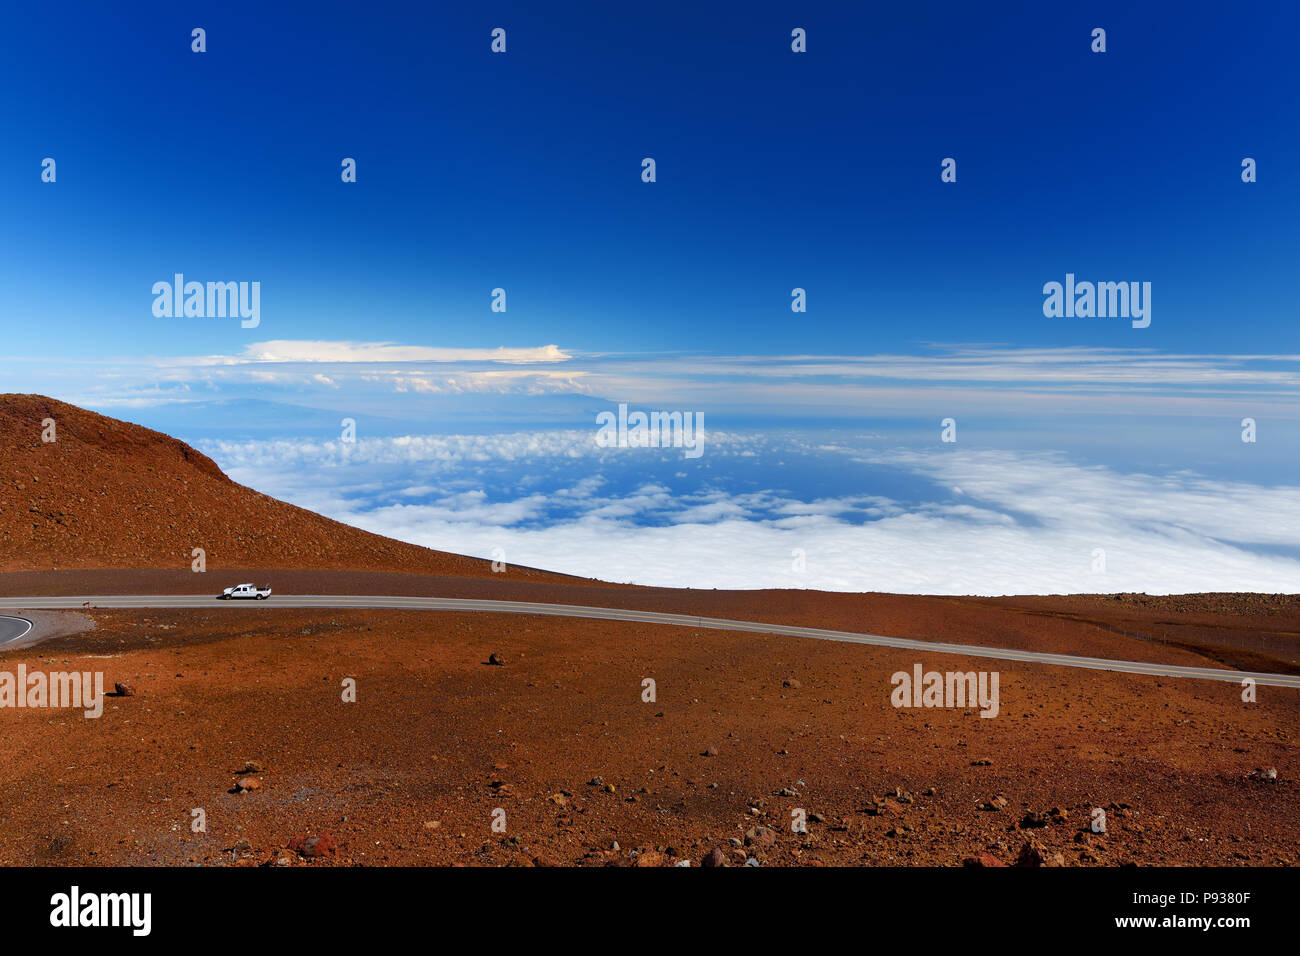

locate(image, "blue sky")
[[4, 1, 1298, 593]]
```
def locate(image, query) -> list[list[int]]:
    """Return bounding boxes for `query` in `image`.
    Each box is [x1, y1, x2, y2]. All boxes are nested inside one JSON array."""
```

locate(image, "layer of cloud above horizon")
[[15, 341, 1300, 421], [200, 429, 1300, 596]]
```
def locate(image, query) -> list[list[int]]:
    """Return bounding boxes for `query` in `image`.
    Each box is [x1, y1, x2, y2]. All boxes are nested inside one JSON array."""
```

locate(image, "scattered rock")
[[487, 653, 505, 666], [782, 678, 801, 689], [702, 847, 729, 868], [289, 833, 337, 859], [702, 746, 719, 757], [744, 826, 777, 847], [112, 682, 135, 697], [1015, 838, 1065, 867], [233, 776, 261, 793], [962, 852, 1006, 867], [868, 797, 906, 816]]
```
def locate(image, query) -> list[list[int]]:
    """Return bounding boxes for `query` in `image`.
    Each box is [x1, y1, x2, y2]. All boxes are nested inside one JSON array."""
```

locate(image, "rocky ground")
[[0, 593, 1294, 867]]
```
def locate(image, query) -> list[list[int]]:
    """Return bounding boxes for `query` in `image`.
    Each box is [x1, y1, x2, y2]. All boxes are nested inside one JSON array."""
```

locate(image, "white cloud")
[[22, 343, 1300, 419], [207, 431, 1300, 596], [184, 341, 572, 365], [363, 369, 592, 395]]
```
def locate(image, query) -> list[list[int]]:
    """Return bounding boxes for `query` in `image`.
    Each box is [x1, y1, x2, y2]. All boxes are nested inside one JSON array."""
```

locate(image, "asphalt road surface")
[[0, 615, 33, 646], [0, 594, 1296, 688]]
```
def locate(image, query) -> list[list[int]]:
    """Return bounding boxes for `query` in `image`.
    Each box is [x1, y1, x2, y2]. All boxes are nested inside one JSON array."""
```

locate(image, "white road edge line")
[[0, 615, 34, 646]]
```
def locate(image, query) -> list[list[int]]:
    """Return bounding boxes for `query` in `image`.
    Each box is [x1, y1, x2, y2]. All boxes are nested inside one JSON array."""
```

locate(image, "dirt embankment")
[[0, 394, 572, 581]]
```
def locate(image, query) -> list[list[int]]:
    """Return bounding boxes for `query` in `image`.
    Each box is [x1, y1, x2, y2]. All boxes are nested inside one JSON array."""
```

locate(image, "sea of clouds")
[[199, 430, 1300, 596]]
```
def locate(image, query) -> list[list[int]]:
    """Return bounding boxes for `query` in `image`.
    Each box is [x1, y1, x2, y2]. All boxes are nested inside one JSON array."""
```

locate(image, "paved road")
[[0, 615, 33, 646], [0, 594, 1297, 688]]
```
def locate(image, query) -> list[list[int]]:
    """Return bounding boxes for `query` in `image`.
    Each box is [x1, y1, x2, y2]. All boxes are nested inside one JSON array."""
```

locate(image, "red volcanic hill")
[[0, 394, 543, 576]]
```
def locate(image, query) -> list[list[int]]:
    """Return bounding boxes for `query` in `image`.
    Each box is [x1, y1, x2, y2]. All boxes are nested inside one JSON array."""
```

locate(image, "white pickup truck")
[[221, 583, 272, 600]]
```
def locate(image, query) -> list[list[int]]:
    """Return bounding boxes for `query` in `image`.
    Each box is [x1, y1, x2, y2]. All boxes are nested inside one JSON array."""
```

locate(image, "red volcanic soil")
[[0, 606, 1296, 867], [0, 396, 1296, 867], [0, 394, 563, 580]]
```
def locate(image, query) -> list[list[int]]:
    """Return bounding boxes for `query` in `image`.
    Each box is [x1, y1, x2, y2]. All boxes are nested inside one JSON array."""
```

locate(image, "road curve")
[[0, 594, 1297, 688], [0, 615, 34, 646]]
